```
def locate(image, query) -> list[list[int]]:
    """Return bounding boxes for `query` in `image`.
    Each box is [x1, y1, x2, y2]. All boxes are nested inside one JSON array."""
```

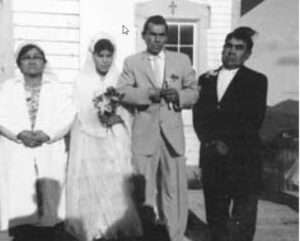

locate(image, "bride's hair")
[[93, 39, 115, 55]]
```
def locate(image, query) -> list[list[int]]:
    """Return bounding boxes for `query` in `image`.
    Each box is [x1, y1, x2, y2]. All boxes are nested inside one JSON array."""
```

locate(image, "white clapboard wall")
[[12, 0, 80, 83], [196, 0, 233, 69], [11, 0, 234, 81]]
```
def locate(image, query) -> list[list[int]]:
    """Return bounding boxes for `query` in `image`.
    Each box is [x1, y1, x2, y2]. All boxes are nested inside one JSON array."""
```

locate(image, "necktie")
[[152, 56, 161, 87]]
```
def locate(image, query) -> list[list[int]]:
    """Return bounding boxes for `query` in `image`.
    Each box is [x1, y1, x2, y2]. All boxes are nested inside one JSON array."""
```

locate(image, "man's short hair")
[[142, 15, 168, 35], [225, 26, 257, 51]]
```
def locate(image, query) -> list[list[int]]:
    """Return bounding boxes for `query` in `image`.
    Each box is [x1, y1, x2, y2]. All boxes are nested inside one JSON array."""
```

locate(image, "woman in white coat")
[[0, 43, 76, 237]]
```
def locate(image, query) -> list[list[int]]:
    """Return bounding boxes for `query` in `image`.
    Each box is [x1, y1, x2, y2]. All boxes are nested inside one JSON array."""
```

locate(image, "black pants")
[[203, 186, 258, 241], [201, 142, 260, 241], [201, 147, 259, 241]]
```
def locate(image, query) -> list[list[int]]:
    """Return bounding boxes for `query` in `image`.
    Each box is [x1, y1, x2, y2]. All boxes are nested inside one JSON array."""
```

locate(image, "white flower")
[[205, 69, 219, 78], [94, 95, 111, 115]]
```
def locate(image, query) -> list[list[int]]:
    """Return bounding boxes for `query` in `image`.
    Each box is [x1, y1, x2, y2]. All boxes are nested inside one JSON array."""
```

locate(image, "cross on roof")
[[169, 1, 177, 15]]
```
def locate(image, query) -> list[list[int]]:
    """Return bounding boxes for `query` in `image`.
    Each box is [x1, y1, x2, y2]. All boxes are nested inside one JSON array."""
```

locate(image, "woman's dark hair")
[[225, 26, 257, 51], [142, 15, 168, 36], [16, 44, 47, 67], [93, 39, 115, 54]]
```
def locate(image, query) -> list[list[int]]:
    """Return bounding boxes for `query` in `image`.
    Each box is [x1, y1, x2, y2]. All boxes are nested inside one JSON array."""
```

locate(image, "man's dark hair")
[[225, 26, 257, 51], [142, 15, 168, 35], [16, 44, 47, 67], [93, 39, 115, 55]]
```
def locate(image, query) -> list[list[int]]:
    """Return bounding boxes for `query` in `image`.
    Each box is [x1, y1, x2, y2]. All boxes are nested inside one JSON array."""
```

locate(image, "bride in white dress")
[[65, 33, 142, 241]]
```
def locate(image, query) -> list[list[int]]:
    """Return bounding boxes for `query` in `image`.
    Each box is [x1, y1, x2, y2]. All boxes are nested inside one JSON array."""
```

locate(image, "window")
[[166, 22, 195, 65]]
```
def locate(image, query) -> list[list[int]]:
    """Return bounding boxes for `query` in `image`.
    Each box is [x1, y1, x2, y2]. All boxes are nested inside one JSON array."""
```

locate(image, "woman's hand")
[[33, 130, 50, 144], [17, 130, 40, 147], [106, 114, 123, 127], [17, 130, 50, 147]]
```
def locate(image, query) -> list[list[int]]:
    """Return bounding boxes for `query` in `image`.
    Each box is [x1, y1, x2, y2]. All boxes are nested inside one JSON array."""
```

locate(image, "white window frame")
[[166, 21, 197, 68]]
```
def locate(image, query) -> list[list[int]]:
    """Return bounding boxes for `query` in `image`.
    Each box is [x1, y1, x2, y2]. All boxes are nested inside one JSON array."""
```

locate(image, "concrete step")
[[0, 232, 11, 241]]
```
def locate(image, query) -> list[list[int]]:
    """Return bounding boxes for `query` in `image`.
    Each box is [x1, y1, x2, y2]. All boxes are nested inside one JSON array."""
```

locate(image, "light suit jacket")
[[118, 50, 199, 156]]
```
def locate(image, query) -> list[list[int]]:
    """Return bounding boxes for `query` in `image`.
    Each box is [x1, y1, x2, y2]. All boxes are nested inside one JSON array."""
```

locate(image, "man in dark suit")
[[193, 27, 268, 241]]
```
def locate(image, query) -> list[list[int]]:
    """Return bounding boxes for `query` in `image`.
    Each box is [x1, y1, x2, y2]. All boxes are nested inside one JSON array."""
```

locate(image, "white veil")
[[66, 34, 139, 241], [73, 32, 122, 137]]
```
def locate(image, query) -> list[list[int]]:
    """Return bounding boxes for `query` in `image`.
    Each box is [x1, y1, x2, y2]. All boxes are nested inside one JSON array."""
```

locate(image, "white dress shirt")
[[149, 51, 165, 87], [217, 68, 239, 101]]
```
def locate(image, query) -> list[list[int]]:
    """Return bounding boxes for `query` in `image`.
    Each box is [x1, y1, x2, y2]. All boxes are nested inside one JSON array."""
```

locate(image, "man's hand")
[[160, 88, 179, 104], [148, 88, 161, 103], [214, 140, 229, 156], [17, 130, 40, 148]]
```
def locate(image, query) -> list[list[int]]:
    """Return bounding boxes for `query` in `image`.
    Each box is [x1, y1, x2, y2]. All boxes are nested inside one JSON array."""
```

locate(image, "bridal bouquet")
[[93, 87, 124, 127]]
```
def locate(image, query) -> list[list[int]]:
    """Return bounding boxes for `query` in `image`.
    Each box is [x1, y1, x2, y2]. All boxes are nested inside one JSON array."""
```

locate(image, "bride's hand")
[[106, 114, 123, 127]]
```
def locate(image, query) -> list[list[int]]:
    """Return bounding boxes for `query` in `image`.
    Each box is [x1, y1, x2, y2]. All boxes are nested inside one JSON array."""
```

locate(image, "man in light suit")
[[193, 27, 268, 241], [118, 15, 198, 241]]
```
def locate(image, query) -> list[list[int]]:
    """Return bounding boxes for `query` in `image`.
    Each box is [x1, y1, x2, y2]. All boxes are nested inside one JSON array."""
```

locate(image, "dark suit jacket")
[[193, 65, 268, 194]]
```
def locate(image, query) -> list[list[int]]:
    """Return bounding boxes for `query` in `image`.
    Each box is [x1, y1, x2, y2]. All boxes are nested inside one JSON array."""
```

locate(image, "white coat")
[[0, 75, 76, 230]]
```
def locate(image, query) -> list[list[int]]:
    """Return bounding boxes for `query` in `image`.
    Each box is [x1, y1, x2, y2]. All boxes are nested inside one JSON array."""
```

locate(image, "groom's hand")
[[148, 88, 161, 103], [214, 140, 229, 156], [160, 88, 179, 104]]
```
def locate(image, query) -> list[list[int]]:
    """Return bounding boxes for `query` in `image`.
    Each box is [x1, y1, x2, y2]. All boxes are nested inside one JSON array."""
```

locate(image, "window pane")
[[167, 25, 178, 45], [180, 47, 193, 63], [166, 46, 178, 52], [180, 25, 193, 45]]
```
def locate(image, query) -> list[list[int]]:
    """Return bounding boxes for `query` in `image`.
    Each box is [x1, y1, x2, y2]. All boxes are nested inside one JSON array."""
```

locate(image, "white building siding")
[[8, 0, 235, 80], [0, 0, 14, 82], [11, 0, 80, 82], [13, 0, 80, 14], [193, 0, 233, 71], [79, 0, 140, 69]]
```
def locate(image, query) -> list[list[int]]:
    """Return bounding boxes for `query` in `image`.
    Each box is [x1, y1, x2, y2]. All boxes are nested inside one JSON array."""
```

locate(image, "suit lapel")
[[141, 52, 159, 89], [210, 74, 218, 104], [164, 51, 171, 83], [204, 68, 219, 104]]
